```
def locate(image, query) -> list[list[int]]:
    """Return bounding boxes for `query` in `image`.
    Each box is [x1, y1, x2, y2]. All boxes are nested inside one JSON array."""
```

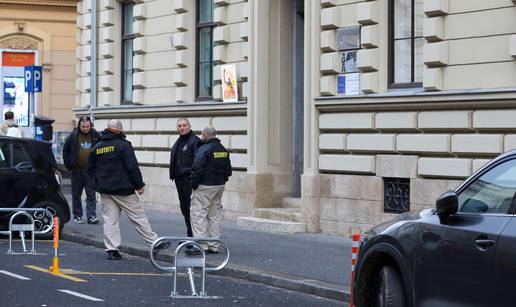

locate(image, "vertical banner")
[[220, 64, 239, 102]]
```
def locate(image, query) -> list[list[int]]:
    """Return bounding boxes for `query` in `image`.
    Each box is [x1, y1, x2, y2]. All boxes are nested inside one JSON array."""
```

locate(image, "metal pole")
[[90, 0, 97, 123]]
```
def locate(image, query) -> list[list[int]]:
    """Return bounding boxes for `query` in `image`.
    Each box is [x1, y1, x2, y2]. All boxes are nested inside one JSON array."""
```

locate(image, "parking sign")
[[24, 66, 43, 93]]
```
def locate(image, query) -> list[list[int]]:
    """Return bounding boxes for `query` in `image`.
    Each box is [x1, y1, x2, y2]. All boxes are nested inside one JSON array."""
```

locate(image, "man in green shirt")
[[63, 116, 100, 224]]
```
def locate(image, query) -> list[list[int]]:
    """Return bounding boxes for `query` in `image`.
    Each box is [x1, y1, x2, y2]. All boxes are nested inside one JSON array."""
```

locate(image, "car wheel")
[[32, 201, 66, 239], [376, 266, 406, 307]]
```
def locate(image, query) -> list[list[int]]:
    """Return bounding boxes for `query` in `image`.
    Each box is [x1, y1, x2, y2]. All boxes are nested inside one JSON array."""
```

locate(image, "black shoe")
[[207, 249, 219, 254], [107, 250, 122, 260], [87, 216, 99, 224], [152, 241, 171, 256], [185, 247, 202, 256]]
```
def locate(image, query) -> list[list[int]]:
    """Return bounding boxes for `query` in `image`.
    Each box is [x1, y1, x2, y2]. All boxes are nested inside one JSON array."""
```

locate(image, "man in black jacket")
[[63, 116, 100, 224], [188, 126, 232, 255], [169, 118, 200, 238], [89, 119, 168, 260]]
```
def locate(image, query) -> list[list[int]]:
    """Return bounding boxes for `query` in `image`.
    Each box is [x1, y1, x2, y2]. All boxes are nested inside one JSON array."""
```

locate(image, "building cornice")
[[315, 88, 516, 112], [0, 0, 77, 10], [74, 102, 248, 119]]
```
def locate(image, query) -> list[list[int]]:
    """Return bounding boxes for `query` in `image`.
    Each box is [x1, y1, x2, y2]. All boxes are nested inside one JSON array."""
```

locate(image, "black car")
[[0, 136, 69, 237], [354, 150, 516, 307]]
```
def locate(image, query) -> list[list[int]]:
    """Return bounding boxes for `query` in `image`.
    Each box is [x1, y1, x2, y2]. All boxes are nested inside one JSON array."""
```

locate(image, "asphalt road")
[[0, 239, 346, 307]]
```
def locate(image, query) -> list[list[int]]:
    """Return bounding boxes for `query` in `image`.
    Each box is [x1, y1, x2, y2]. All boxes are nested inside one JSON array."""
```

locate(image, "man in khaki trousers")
[[188, 126, 232, 255], [88, 119, 169, 259]]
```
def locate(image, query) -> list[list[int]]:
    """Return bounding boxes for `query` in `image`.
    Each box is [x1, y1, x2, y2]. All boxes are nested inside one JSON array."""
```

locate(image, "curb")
[[61, 230, 349, 302]]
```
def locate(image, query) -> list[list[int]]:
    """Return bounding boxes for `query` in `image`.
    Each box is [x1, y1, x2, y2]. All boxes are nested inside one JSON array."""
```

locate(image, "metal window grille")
[[384, 178, 410, 213]]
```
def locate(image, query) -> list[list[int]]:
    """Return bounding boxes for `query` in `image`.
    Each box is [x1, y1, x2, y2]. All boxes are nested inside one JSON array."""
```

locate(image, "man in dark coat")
[[188, 126, 232, 255], [63, 116, 100, 224], [88, 119, 168, 260], [169, 118, 200, 238]]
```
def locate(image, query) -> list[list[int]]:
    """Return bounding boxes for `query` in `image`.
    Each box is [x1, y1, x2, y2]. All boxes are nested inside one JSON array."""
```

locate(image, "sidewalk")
[[61, 185, 351, 302]]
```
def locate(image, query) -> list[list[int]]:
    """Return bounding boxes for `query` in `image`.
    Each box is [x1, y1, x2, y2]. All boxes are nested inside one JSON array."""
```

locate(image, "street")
[[0, 239, 345, 307]]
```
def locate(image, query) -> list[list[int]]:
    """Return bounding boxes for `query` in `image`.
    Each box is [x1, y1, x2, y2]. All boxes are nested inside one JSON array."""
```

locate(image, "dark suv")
[[354, 149, 516, 307], [0, 136, 69, 236]]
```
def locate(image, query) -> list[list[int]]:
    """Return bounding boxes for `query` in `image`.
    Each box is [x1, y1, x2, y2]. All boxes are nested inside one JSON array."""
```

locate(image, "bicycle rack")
[[149, 237, 230, 299], [0, 207, 54, 254]]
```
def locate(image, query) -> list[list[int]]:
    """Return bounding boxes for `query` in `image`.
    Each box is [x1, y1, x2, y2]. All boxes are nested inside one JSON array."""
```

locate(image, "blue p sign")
[[24, 66, 43, 93]]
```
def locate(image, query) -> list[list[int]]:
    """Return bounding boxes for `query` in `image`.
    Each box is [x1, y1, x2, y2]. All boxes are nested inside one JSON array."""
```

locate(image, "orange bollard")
[[350, 233, 361, 307], [50, 217, 60, 274]]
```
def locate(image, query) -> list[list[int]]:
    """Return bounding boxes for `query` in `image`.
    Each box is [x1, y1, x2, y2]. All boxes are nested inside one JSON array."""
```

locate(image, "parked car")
[[0, 136, 69, 238], [354, 150, 516, 307]]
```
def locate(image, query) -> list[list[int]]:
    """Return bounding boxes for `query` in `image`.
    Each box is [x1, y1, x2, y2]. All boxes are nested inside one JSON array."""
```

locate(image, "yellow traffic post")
[[50, 217, 60, 274]]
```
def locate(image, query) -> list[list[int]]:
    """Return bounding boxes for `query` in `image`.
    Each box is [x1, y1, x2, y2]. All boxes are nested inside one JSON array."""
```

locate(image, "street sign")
[[24, 66, 42, 93]]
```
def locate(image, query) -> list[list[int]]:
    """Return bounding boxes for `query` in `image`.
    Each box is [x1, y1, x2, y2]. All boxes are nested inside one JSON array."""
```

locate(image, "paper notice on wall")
[[337, 73, 360, 96], [220, 64, 239, 102]]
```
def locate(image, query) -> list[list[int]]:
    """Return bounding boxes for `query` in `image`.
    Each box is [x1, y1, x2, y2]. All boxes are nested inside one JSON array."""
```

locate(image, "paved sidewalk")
[[61, 186, 352, 301]]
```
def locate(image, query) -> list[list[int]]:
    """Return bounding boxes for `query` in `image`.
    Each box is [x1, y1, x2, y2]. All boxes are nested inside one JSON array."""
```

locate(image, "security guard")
[[188, 126, 232, 255], [88, 119, 168, 260]]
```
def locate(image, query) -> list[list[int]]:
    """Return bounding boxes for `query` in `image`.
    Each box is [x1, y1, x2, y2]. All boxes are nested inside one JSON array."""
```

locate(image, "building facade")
[[75, 0, 516, 236], [0, 0, 77, 132]]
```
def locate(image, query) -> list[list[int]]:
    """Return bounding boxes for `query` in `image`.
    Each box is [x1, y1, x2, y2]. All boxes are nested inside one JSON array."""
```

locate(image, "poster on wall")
[[336, 26, 361, 51], [3, 76, 29, 127], [336, 73, 360, 96], [220, 64, 239, 102], [340, 51, 358, 73]]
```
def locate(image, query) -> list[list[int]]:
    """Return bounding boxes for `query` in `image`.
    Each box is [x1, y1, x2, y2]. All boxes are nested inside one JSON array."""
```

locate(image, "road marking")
[[60, 268, 172, 277], [0, 270, 31, 280], [58, 290, 104, 302], [24, 265, 87, 283]]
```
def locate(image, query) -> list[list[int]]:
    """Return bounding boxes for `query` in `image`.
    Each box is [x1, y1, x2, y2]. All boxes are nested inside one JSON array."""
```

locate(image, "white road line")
[[0, 270, 31, 280], [58, 290, 104, 302]]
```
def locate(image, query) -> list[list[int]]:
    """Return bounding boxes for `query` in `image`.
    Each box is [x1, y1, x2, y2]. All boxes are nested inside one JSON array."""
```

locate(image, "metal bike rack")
[[149, 237, 230, 299], [0, 207, 54, 254]]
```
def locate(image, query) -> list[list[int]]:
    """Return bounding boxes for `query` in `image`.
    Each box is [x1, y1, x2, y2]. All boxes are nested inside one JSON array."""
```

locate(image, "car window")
[[12, 142, 31, 166], [0, 141, 10, 168], [458, 159, 516, 214]]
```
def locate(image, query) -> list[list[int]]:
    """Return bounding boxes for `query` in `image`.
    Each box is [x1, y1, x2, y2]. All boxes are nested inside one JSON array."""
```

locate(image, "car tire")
[[376, 266, 406, 307], [32, 201, 66, 239]]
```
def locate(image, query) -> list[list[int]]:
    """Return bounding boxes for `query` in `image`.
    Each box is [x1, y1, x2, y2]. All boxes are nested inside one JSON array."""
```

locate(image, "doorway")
[[292, 0, 304, 197]]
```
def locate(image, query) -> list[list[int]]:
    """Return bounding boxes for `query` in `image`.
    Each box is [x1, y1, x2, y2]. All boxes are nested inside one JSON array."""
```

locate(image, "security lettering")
[[96, 146, 115, 155], [213, 152, 228, 159]]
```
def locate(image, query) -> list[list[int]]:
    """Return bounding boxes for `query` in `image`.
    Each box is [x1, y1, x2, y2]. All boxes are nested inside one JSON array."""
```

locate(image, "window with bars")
[[121, 2, 135, 104], [196, 0, 215, 100], [384, 178, 410, 214], [389, 0, 424, 88]]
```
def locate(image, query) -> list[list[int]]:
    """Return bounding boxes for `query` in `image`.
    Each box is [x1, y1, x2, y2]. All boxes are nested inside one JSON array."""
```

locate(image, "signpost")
[[24, 65, 42, 138]]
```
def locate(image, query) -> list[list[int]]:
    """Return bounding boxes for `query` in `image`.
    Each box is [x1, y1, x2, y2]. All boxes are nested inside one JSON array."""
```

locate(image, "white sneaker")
[[73, 217, 84, 224]]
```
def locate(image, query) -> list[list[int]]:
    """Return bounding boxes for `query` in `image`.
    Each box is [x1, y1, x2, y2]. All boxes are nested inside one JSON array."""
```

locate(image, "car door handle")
[[475, 239, 496, 249]]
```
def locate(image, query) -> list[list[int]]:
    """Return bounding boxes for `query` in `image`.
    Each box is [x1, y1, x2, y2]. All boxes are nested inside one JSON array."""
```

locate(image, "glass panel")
[[198, 62, 212, 97], [414, 0, 424, 37], [458, 159, 516, 214], [414, 38, 424, 82], [12, 143, 31, 167], [198, 0, 213, 23], [199, 28, 212, 62], [123, 39, 133, 69], [123, 3, 134, 35], [394, 39, 411, 83], [394, 0, 412, 39], [123, 70, 133, 102], [0, 142, 10, 168]]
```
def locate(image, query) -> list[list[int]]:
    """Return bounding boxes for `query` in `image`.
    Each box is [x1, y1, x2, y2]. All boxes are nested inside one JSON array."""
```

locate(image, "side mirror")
[[436, 190, 458, 216]]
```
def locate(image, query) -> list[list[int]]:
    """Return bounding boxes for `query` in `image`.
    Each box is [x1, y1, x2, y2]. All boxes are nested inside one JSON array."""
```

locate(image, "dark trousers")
[[72, 169, 97, 219], [175, 178, 193, 237]]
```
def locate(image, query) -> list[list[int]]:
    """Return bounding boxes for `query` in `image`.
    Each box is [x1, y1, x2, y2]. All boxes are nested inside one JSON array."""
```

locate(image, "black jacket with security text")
[[189, 138, 232, 189], [169, 131, 201, 180], [88, 130, 144, 195]]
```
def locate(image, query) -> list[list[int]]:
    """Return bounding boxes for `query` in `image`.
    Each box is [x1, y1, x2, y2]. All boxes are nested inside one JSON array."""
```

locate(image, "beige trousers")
[[190, 185, 225, 251], [101, 193, 158, 251]]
